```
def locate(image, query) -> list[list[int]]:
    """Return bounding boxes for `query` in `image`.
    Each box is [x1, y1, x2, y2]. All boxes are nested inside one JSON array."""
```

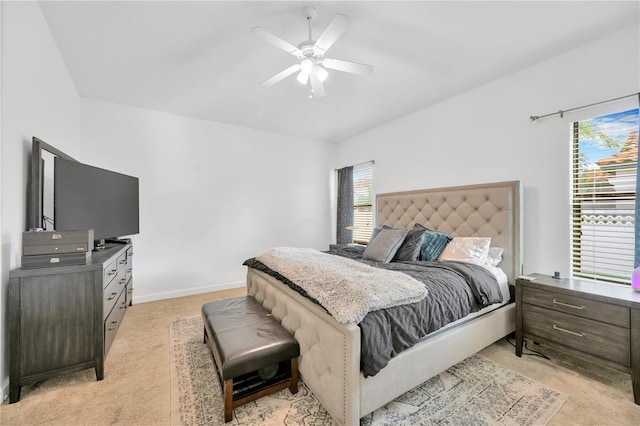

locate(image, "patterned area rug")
[[170, 317, 568, 425]]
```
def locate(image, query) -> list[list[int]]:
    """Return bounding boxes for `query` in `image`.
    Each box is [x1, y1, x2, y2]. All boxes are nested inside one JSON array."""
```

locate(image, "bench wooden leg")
[[224, 378, 233, 423], [290, 357, 298, 394]]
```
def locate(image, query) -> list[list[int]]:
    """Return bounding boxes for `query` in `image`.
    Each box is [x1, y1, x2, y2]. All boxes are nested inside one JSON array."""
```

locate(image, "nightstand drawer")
[[523, 303, 630, 367], [522, 286, 629, 328]]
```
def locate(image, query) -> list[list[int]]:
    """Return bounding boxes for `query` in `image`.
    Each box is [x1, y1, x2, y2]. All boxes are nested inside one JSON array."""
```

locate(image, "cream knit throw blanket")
[[256, 247, 428, 324]]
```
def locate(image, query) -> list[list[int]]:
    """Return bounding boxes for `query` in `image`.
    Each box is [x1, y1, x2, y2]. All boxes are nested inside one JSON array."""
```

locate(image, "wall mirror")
[[28, 137, 77, 230]]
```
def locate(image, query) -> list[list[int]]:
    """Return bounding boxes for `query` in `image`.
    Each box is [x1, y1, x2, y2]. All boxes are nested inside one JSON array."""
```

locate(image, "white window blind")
[[571, 108, 639, 284], [353, 163, 373, 244]]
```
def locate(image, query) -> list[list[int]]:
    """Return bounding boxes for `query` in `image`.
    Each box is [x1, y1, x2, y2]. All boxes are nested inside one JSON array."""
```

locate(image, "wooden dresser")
[[515, 273, 640, 404], [8, 243, 133, 402]]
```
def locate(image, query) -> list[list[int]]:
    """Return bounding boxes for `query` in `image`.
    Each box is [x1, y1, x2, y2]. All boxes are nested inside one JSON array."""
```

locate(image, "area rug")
[[170, 316, 568, 425]]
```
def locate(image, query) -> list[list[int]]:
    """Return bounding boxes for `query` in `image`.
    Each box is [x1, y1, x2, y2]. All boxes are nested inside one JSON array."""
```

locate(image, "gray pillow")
[[393, 228, 426, 261], [363, 228, 409, 263], [369, 225, 391, 243]]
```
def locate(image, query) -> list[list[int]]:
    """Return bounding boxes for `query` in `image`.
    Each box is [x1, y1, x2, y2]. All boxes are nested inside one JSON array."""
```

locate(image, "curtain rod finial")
[[529, 116, 538, 122]]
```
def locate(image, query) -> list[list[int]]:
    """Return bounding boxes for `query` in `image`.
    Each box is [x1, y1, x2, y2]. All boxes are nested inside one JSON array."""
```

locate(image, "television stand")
[[94, 239, 107, 251], [94, 238, 130, 251], [105, 238, 131, 245]]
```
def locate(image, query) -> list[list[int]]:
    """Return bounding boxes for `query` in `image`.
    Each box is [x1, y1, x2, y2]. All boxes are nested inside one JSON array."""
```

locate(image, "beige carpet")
[[170, 316, 568, 425], [2, 289, 639, 425]]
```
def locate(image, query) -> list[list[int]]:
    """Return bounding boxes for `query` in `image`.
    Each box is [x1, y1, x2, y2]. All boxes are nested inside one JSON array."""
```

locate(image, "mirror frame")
[[28, 137, 77, 230]]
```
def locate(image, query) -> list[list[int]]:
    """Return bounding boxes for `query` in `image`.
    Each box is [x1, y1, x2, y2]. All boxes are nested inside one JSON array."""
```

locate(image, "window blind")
[[571, 109, 639, 284], [353, 163, 373, 244]]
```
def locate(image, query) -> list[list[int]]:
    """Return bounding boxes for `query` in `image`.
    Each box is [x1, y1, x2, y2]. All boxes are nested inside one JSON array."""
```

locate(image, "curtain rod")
[[335, 159, 375, 171], [529, 92, 640, 122]]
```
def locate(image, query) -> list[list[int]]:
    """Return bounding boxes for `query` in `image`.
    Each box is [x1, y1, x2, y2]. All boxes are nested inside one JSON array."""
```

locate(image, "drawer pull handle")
[[553, 300, 585, 310], [108, 269, 117, 276], [108, 326, 117, 331], [107, 292, 118, 300], [553, 324, 584, 337]]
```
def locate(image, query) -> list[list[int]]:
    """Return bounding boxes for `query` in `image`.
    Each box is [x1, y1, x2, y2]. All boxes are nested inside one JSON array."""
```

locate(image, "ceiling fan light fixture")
[[315, 65, 329, 82], [296, 71, 309, 85], [300, 58, 314, 74]]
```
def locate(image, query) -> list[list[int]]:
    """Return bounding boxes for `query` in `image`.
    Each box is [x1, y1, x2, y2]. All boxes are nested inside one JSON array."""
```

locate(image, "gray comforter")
[[243, 246, 502, 377]]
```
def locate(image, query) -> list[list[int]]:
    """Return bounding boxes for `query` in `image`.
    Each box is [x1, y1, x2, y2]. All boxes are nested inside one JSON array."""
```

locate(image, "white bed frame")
[[246, 180, 523, 425]]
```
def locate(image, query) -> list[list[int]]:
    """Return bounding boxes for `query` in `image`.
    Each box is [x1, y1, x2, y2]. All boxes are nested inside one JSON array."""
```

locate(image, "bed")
[[245, 180, 522, 425]]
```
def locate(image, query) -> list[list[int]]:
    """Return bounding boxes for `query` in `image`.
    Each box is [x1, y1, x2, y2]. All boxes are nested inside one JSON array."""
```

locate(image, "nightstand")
[[515, 273, 640, 405]]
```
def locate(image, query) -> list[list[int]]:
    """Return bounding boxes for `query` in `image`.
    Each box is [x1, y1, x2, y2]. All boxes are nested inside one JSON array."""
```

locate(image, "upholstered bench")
[[202, 296, 300, 422]]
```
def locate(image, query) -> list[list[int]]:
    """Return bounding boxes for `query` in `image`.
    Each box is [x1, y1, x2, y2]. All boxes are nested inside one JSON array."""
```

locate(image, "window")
[[571, 108, 639, 284], [353, 163, 373, 244]]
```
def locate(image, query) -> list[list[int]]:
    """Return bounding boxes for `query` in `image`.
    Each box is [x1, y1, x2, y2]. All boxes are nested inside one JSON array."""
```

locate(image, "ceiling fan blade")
[[259, 64, 301, 87], [310, 73, 326, 98], [313, 13, 350, 54], [323, 58, 373, 76], [250, 27, 303, 57]]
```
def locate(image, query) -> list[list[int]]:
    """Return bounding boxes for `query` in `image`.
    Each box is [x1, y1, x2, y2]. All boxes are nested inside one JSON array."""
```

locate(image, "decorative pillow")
[[487, 247, 504, 267], [369, 225, 391, 243], [363, 228, 409, 263], [393, 228, 426, 262], [413, 223, 453, 261], [439, 237, 491, 265]]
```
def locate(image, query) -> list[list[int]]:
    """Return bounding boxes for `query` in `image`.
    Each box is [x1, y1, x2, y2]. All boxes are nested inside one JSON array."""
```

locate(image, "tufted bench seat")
[[202, 296, 299, 422]]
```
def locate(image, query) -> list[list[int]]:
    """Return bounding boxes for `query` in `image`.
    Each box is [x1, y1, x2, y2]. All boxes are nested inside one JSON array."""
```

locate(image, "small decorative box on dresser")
[[8, 243, 133, 403], [515, 273, 640, 404]]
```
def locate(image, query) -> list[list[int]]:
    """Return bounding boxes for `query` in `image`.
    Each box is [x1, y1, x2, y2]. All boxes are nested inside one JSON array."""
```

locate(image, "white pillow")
[[487, 247, 504, 267], [438, 237, 491, 265]]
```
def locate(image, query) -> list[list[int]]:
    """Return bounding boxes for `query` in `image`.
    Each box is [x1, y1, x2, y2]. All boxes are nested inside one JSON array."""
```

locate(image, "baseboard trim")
[[132, 281, 245, 304]]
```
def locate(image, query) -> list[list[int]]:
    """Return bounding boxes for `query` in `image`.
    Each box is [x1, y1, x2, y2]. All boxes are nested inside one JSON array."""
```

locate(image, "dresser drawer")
[[104, 290, 127, 355], [117, 252, 127, 269], [103, 268, 126, 318], [522, 286, 629, 328], [103, 259, 119, 288], [125, 248, 133, 283], [103, 278, 120, 319], [522, 303, 630, 367]]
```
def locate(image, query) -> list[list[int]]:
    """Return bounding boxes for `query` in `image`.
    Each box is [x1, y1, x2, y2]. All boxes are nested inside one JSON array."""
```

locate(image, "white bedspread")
[[256, 247, 428, 324]]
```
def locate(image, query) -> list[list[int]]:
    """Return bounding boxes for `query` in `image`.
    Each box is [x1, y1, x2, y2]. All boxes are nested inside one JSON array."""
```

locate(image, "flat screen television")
[[54, 157, 139, 247]]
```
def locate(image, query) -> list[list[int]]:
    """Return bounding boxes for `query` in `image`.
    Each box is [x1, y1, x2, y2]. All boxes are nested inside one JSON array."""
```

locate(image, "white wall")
[[0, 1, 80, 401], [79, 99, 334, 302], [336, 24, 640, 278]]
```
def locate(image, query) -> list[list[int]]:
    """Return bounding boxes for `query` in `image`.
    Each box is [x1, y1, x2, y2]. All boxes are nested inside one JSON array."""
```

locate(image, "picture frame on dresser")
[[515, 273, 640, 405]]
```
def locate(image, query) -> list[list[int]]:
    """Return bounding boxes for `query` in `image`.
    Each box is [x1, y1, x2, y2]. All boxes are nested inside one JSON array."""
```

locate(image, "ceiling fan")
[[251, 6, 373, 98]]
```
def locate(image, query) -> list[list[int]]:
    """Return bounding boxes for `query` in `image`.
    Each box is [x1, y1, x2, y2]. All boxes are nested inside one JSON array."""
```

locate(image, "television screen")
[[54, 157, 139, 242]]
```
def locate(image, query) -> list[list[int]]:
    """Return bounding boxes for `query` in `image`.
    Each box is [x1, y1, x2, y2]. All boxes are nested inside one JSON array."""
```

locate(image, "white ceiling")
[[39, 1, 639, 143]]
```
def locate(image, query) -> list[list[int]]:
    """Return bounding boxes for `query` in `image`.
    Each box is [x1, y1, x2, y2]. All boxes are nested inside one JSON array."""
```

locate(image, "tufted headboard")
[[376, 180, 522, 284]]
